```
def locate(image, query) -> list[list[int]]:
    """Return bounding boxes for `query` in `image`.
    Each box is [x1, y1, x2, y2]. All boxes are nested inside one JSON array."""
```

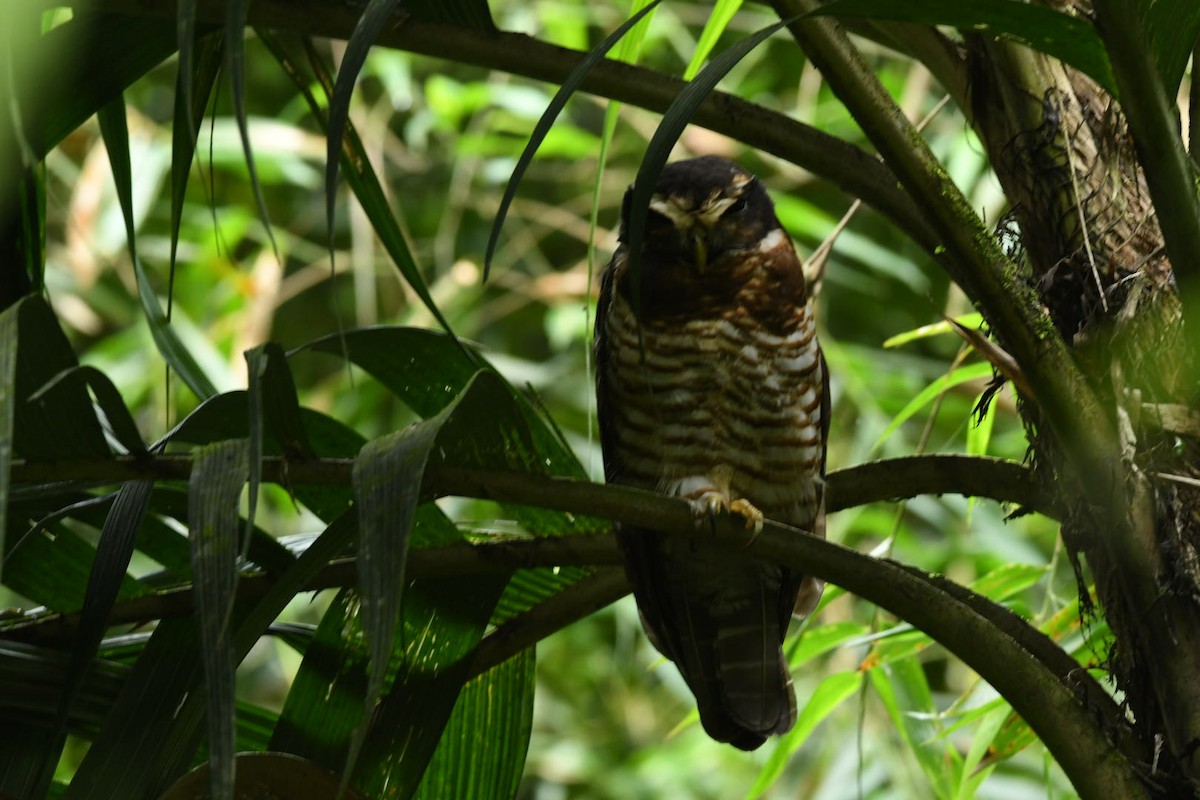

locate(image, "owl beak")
[[692, 232, 709, 273]]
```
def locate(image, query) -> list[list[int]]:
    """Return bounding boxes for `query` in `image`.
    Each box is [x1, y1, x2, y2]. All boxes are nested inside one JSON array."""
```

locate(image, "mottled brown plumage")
[[595, 156, 828, 750]]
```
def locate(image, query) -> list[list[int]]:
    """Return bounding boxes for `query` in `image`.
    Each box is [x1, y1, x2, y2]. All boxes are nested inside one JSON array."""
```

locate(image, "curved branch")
[[6, 471, 1143, 791], [11, 453, 1057, 516], [73, 0, 936, 252]]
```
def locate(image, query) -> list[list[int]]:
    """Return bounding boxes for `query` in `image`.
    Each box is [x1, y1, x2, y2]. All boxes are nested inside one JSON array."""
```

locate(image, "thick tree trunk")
[[967, 36, 1200, 793]]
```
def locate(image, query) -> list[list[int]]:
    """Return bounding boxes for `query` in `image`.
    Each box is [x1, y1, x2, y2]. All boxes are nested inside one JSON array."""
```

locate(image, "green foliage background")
[[6, 0, 1178, 797]]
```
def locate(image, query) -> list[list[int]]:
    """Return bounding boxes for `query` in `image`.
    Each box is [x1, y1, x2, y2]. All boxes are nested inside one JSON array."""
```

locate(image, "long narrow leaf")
[[484, 0, 663, 277], [870, 361, 994, 453], [326, 0, 402, 271], [259, 31, 456, 335], [748, 671, 863, 798], [63, 619, 204, 799], [189, 440, 250, 800], [29, 13, 184, 158], [170, 30, 224, 310], [1141, 0, 1200, 96], [683, 0, 744, 79], [96, 98, 218, 399], [347, 415, 452, 782], [224, 0, 278, 260]]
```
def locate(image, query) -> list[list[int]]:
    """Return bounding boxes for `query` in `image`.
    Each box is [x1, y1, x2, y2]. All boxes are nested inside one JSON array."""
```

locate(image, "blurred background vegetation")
[[7, 0, 1153, 796]]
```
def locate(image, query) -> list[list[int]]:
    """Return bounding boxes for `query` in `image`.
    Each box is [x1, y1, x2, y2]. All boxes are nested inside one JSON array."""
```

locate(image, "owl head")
[[620, 155, 782, 273]]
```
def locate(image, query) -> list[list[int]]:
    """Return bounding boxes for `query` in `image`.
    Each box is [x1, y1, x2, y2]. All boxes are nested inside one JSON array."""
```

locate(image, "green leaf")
[[354, 571, 508, 798], [870, 660, 959, 800], [299, 327, 586, 482], [4, 517, 150, 612], [170, 30, 224, 309], [347, 404, 462, 782], [412, 650, 535, 800], [54, 480, 156, 780], [31, 365, 145, 455], [1140, 0, 1200, 96], [683, 0, 743, 80], [1, 295, 110, 552], [815, 0, 1117, 96], [261, 31, 456, 336], [485, 0, 664, 277], [96, 98, 218, 399], [225, 0, 278, 260], [748, 670, 862, 798], [788, 620, 870, 666], [269, 587, 370, 769], [969, 562, 1046, 602], [326, 0, 403, 276], [189, 440, 250, 800], [870, 361, 995, 453], [27, 13, 185, 158], [64, 619, 204, 799], [882, 313, 984, 349], [954, 703, 1009, 800]]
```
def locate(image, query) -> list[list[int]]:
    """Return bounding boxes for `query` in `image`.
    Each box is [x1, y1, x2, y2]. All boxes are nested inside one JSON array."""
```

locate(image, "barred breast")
[[601, 279, 825, 532]]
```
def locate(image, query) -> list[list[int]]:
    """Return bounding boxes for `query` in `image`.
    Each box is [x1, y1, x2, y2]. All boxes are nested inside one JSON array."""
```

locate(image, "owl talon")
[[729, 499, 765, 544], [688, 491, 728, 534]]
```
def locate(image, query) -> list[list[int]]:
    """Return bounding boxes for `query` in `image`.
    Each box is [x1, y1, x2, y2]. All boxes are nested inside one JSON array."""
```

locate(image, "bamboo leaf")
[[870, 361, 995, 453], [684, 0, 744, 80], [748, 671, 863, 798], [882, 313, 984, 349], [788, 620, 869, 666], [870, 660, 960, 799], [954, 704, 1009, 800], [259, 31, 456, 335]]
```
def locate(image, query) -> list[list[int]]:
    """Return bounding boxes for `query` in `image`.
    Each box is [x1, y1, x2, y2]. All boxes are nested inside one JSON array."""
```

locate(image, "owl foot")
[[686, 492, 764, 542], [690, 491, 728, 534], [729, 499, 765, 543]]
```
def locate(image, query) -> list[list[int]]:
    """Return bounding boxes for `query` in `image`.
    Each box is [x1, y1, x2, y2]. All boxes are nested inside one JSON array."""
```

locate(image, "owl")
[[594, 155, 828, 750]]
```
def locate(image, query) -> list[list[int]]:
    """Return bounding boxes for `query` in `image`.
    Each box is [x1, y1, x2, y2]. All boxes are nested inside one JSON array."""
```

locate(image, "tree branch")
[[11, 452, 1057, 517], [66, 0, 937, 252], [7, 464, 1144, 795]]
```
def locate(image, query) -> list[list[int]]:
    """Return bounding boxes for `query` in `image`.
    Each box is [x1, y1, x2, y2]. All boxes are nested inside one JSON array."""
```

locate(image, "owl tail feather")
[[686, 597, 797, 751], [624, 533, 799, 751]]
